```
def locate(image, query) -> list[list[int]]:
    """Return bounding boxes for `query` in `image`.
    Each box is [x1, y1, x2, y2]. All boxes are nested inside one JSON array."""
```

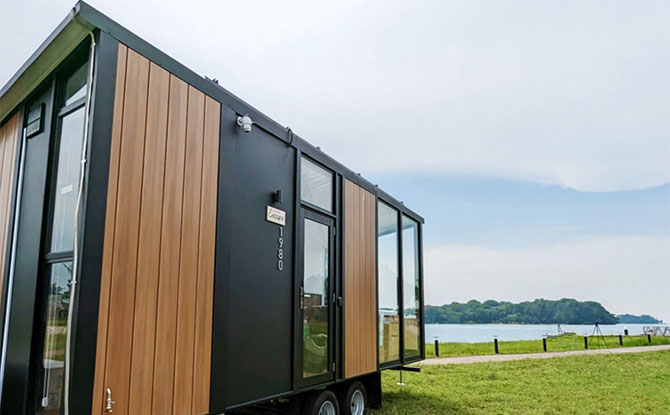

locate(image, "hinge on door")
[[333, 227, 336, 236], [300, 286, 304, 310], [333, 362, 336, 372], [106, 388, 116, 413]]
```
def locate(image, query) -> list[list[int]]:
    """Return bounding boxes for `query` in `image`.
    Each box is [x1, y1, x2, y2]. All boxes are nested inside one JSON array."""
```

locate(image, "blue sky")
[[371, 175, 669, 320], [2, 0, 669, 320], [375, 176, 670, 248]]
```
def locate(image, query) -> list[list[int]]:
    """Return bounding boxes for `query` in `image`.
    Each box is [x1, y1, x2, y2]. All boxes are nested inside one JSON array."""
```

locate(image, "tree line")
[[424, 298, 619, 324], [616, 314, 661, 324]]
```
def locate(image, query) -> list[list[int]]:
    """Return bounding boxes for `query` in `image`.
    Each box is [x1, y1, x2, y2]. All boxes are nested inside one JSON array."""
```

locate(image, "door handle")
[[106, 388, 116, 413], [299, 286, 304, 310]]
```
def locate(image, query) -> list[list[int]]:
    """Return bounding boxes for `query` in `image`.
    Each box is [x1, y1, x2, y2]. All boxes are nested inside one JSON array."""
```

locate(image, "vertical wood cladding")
[[0, 113, 19, 302], [344, 180, 377, 378], [92, 44, 220, 415]]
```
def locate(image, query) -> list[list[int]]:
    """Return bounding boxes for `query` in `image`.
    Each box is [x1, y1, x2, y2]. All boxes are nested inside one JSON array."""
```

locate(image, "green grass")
[[425, 335, 670, 358], [372, 350, 670, 414]]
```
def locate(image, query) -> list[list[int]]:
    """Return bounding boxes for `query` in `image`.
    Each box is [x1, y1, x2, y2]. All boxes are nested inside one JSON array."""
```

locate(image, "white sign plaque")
[[266, 206, 286, 226]]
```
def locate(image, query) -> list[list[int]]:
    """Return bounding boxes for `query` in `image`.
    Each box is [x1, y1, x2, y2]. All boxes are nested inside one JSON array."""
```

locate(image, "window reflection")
[[50, 107, 85, 253], [38, 261, 72, 414], [377, 202, 400, 363], [302, 219, 330, 377], [402, 216, 421, 358], [300, 157, 333, 212]]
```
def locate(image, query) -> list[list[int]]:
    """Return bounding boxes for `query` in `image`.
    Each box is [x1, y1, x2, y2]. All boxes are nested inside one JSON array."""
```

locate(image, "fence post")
[[647, 334, 652, 344], [434, 340, 440, 357], [542, 337, 547, 352], [618, 335, 623, 346], [494, 337, 499, 354], [584, 336, 589, 350]]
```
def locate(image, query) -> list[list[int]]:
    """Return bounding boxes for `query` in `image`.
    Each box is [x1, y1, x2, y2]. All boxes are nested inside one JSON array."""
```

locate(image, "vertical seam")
[[149, 68, 170, 415], [190, 94, 207, 413], [171, 83, 190, 415], [124, 55, 151, 415]]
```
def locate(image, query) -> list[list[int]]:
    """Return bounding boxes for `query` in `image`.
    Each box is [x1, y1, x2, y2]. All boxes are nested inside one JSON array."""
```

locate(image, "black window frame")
[[376, 199, 402, 368], [30, 44, 90, 415], [299, 155, 335, 216], [377, 196, 426, 367]]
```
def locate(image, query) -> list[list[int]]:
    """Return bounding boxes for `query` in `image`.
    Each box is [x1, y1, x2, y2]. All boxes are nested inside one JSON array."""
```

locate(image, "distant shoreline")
[[424, 299, 662, 325]]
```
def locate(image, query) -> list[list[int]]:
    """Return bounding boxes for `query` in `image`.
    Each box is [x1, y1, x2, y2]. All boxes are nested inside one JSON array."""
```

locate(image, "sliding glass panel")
[[302, 218, 330, 377], [402, 216, 421, 358], [49, 107, 85, 253], [300, 157, 333, 212], [377, 202, 400, 363], [37, 261, 73, 414]]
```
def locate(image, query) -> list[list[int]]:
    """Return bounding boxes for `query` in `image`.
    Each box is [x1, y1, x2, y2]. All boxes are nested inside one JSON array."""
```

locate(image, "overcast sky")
[[2, 1, 669, 321]]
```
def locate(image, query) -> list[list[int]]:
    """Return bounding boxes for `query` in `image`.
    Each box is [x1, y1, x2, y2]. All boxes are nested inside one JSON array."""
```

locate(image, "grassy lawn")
[[425, 335, 670, 358], [373, 350, 670, 414]]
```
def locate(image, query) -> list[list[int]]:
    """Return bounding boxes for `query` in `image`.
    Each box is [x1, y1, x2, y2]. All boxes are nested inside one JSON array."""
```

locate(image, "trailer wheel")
[[338, 381, 367, 415], [302, 389, 340, 415]]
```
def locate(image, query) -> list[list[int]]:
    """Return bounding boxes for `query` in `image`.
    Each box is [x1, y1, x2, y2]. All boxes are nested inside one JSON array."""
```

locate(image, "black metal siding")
[[211, 106, 296, 411]]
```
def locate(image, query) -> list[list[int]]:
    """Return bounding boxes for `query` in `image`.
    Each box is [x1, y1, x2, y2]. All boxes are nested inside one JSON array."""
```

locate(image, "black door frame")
[[294, 207, 336, 389]]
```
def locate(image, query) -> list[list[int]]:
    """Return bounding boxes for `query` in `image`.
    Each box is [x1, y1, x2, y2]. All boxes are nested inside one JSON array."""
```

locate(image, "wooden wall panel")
[[128, 62, 170, 415], [192, 95, 219, 414], [102, 46, 150, 414], [0, 112, 20, 301], [92, 44, 221, 415], [152, 73, 188, 415], [344, 180, 377, 378]]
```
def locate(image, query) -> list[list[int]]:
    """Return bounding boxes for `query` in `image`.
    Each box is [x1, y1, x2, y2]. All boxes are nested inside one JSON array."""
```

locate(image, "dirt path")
[[420, 344, 670, 365]]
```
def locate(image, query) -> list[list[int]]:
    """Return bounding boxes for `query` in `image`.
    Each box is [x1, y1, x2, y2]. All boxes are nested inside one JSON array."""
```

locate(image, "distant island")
[[616, 314, 662, 324], [424, 298, 620, 325]]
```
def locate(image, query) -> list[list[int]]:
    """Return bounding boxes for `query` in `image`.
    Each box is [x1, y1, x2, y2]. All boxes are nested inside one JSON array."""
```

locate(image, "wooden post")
[[494, 338, 499, 354], [542, 337, 547, 352], [584, 336, 589, 350], [434, 340, 439, 357], [618, 335, 623, 346]]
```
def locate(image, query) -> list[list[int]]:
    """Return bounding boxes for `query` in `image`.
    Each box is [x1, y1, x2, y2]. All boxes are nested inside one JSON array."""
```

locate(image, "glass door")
[[298, 209, 335, 385]]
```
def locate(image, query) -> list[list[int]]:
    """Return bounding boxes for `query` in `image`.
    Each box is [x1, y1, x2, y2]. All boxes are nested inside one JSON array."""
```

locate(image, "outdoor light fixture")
[[237, 114, 253, 133]]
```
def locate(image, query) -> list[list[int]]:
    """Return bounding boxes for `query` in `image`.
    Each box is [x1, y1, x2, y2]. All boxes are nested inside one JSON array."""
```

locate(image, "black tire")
[[302, 389, 340, 415], [337, 381, 367, 415]]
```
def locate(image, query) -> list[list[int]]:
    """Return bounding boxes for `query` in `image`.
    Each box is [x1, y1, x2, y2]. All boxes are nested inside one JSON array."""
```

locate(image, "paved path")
[[420, 344, 670, 365]]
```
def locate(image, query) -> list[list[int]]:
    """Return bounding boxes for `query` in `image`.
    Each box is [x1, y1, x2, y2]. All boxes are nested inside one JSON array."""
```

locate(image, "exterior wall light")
[[237, 114, 253, 133]]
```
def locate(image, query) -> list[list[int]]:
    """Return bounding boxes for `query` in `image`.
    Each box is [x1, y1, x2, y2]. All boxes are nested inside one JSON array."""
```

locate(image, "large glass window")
[[377, 202, 400, 363], [50, 107, 85, 252], [38, 262, 72, 412], [300, 157, 333, 212], [36, 59, 87, 415], [402, 216, 421, 358]]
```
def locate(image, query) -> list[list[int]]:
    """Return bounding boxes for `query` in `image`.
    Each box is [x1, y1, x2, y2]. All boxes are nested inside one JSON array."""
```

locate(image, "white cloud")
[[1, 1, 669, 191], [425, 235, 670, 322]]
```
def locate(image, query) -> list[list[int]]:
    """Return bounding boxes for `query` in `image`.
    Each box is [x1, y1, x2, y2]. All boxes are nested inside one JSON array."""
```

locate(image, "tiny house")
[[0, 3, 425, 414]]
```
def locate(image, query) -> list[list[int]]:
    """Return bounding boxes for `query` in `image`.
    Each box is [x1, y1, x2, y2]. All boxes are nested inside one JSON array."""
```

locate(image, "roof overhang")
[[0, 2, 94, 123]]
